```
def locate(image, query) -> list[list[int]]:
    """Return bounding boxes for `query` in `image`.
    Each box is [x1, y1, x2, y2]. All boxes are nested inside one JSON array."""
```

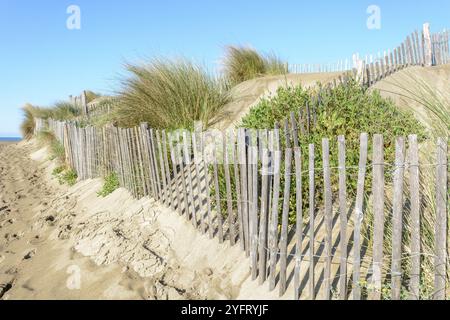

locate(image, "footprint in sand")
[[23, 249, 36, 260]]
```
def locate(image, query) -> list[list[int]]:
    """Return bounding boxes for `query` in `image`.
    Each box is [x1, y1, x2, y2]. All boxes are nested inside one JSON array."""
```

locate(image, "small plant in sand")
[[97, 172, 120, 197], [58, 169, 78, 186]]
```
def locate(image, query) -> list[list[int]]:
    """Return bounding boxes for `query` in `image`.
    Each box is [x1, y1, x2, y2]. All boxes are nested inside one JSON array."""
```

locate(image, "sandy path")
[[0, 141, 258, 300], [0, 142, 150, 299]]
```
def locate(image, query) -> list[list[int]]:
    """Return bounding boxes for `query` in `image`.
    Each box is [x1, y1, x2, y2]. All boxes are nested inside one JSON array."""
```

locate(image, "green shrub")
[[98, 172, 120, 197], [115, 58, 231, 130], [223, 46, 288, 86], [237, 78, 426, 223]]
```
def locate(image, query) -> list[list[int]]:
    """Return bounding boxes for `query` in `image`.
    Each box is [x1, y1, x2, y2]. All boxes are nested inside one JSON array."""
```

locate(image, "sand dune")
[[214, 65, 449, 131], [0, 141, 283, 300]]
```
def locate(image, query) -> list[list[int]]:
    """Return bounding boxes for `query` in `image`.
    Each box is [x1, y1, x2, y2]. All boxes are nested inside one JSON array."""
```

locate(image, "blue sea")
[[0, 137, 22, 142]]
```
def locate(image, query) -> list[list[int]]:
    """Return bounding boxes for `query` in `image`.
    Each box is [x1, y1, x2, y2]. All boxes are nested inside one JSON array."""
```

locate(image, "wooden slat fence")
[[289, 24, 449, 89], [36, 117, 449, 300]]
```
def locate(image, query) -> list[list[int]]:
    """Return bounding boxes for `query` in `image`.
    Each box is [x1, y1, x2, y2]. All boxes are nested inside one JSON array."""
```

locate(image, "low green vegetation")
[[212, 79, 426, 224], [61, 169, 78, 186], [115, 58, 231, 130], [223, 46, 288, 86], [52, 165, 78, 186], [97, 172, 120, 197]]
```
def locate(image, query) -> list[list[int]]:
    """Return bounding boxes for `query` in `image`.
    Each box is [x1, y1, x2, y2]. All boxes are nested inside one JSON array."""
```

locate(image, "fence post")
[[308, 144, 315, 300], [293, 146, 303, 300], [250, 141, 259, 280], [268, 146, 281, 291], [338, 136, 348, 300], [279, 148, 292, 296], [391, 137, 405, 300], [230, 130, 244, 250], [408, 135, 421, 300], [322, 138, 333, 300], [258, 148, 270, 285], [423, 23, 433, 66], [212, 134, 224, 243], [433, 137, 448, 300], [369, 134, 385, 300]]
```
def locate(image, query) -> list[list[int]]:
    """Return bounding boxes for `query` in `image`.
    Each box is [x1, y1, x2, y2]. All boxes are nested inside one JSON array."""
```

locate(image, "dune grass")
[[20, 104, 37, 140], [222, 46, 288, 86], [384, 73, 449, 137], [115, 58, 231, 130], [20, 101, 81, 141]]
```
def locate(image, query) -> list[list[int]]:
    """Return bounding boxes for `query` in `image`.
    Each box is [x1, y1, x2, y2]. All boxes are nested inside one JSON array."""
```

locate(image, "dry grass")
[[222, 46, 288, 86], [115, 58, 231, 130]]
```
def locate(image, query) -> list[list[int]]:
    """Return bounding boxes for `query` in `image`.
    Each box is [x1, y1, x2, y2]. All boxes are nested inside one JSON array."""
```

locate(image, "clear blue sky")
[[0, 0, 448, 137]]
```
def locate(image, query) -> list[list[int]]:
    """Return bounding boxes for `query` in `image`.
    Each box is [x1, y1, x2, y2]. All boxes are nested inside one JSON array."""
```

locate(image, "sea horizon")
[[0, 136, 22, 141]]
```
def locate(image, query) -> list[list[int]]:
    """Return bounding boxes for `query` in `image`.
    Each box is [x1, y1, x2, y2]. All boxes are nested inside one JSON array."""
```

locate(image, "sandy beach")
[[0, 140, 290, 300]]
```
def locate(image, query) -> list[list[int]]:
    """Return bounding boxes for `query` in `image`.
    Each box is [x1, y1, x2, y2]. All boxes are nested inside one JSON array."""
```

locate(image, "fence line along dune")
[[7, 22, 448, 300]]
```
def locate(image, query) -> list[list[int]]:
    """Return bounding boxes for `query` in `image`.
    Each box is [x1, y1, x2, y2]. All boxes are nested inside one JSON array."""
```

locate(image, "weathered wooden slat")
[[202, 133, 214, 239], [223, 131, 235, 245], [433, 137, 448, 300], [284, 118, 291, 149], [391, 137, 405, 300], [370, 134, 385, 300], [140, 123, 157, 199], [353, 133, 368, 300], [268, 147, 281, 291], [408, 135, 421, 300], [290, 112, 299, 148], [258, 148, 270, 285], [149, 129, 161, 200], [279, 148, 292, 296], [247, 130, 254, 257], [230, 130, 244, 250], [415, 30, 422, 65], [136, 126, 148, 197], [322, 138, 333, 300], [162, 130, 172, 205], [183, 131, 197, 227], [177, 132, 191, 219], [212, 135, 224, 243], [192, 131, 206, 233], [168, 132, 182, 215], [293, 146, 303, 300], [250, 142, 259, 280], [239, 128, 250, 254], [337, 136, 348, 300], [156, 130, 168, 201], [308, 144, 315, 300], [125, 129, 137, 197]]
